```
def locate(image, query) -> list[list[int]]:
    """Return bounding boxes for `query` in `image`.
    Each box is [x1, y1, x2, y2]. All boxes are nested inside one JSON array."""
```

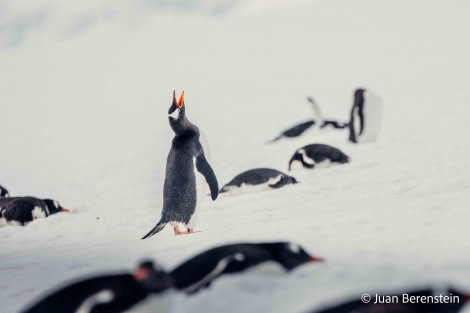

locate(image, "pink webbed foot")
[[173, 227, 202, 235]]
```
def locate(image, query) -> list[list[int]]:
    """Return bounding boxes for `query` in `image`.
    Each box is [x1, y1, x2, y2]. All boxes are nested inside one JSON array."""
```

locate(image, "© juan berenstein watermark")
[[361, 293, 460, 304]]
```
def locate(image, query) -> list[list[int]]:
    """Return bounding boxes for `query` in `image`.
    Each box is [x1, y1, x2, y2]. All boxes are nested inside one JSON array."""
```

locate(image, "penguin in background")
[[348, 88, 384, 143], [0, 184, 9, 197], [21, 261, 173, 313], [142, 91, 218, 239], [0, 196, 69, 227], [219, 168, 298, 196], [269, 97, 348, 143], [288, 144, 350, 171]]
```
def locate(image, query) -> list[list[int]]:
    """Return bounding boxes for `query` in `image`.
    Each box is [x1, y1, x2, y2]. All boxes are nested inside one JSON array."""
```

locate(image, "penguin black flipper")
[[196, 154, 219, 200], [141, 220, 168, 240]]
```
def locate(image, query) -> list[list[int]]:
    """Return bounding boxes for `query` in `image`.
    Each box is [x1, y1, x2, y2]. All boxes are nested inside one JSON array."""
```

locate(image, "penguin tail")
[[141, 221, 167, 240]]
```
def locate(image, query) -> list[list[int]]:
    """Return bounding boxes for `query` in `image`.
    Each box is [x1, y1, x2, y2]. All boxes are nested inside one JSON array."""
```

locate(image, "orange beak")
[[309, 256, 324, 262], [61, 208, 70, 213], [134, 267, 149, 280], [177, 91, 184, 108]]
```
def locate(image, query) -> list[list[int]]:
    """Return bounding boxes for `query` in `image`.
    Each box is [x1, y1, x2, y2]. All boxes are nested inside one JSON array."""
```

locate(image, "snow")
[[1, 0, 470, 312]]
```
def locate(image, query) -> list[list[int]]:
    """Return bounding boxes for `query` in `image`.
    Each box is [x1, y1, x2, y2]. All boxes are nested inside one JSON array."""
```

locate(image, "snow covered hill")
[[1, 0, 469, 312]]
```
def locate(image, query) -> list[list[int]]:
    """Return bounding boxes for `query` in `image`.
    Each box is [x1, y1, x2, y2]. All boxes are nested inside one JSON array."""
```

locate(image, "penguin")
[[309, 287, 469, 313], [170, 242, 323, 294], [288, 144, 349, 171], [142, 91, 218, 238], [219, 168, 298, 196], [348, 88, 384, 143], [21, 261, 173, 313], [0, 196, 69, 227], [270, 97, 348, 143], [0, 184, 9, 197]]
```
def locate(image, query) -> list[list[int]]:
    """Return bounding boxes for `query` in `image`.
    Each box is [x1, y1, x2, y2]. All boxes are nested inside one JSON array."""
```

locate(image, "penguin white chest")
[[187, 157, 209, 229]]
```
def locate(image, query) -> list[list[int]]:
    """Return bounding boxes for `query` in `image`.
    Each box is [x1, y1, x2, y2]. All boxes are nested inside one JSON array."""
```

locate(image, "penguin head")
[[43, 199, 70, 215], [0, 185, 9, 197], [168, 90, 188, 135], [134, 260, 173, 293], [354, 88, 366, 106], [269, 242, 323, 270]]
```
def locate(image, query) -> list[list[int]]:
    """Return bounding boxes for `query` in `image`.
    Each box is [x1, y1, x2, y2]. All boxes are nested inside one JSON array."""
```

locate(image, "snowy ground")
[[1, 0, 470, 312]]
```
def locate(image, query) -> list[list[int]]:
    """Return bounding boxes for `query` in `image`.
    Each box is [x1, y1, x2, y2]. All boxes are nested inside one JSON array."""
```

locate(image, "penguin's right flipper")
[[141, 222, 167, 240], [196, 155, 219, 200]]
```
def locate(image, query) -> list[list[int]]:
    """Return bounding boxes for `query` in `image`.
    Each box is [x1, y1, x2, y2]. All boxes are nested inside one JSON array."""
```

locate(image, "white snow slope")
[[1, 0, 470, 312]]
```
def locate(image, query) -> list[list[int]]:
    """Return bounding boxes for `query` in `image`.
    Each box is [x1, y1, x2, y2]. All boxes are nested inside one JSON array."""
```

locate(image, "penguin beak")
[[61, 208, 70, 212], [309, 256, 324, 262], [134, 267, 149, 280], [177, 91, 184, 108]]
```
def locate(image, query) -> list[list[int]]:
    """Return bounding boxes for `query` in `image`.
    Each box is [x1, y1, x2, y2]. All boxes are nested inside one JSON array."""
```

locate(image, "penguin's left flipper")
[[196, 155, 219, 200]]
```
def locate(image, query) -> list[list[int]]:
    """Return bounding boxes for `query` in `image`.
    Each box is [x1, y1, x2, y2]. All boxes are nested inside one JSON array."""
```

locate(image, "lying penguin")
[[270, 97, 348, 143], [0, 184, 9, 197], [170, 241, 323, 294], [288, 144, 350, 171], [142, 91, 218, 238], [219, 168, 298, 196], [348, 88, 384, 143], [21, 261, 172, 313], [309, 286, 469, 313], [0, 197, 69, 227]]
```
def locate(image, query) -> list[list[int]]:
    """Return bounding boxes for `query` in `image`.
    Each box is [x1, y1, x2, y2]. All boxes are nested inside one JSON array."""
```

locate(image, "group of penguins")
[[4, 90, 470, 313]]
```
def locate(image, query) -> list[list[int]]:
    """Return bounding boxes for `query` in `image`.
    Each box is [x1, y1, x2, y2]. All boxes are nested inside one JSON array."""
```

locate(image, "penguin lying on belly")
[[21, 261, 172, 313], [288, 144, 350, 171], [142, 91, 218, 239], [270, 97, 348, 143], [0, 184, 9, 197], [170, 242, 323, 294], [0, 196, 69, 227], [20, 242, 323, 312], [219, 168, 298, 196]]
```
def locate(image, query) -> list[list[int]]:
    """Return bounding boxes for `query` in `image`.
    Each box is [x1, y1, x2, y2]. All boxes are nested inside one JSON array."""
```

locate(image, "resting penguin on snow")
[[270, 97, 348, 143], [219, 168, 298, 196], [141, 91, 218, 239], [348, 88, 384, 143], [21, 261, 172, 313], [0, 184, 9, 197], [170, 241, 323, 294], [288, 144, 349, 171], [0, 196, 69, 227]]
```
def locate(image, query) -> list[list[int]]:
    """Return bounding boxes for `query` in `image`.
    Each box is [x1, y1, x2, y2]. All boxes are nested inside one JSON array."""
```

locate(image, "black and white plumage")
[[141, 91, 218, 238], [170, 242, 323, 293], [309, 287, 469, 313], [288, 144, 349, 171], [21, 261, 173, 313], [0, 184, 9, 197], [0, 196, 69, 227], [348, 88, 384, 143], [219, 168, 298, 196], [270, 97, 348, 143]]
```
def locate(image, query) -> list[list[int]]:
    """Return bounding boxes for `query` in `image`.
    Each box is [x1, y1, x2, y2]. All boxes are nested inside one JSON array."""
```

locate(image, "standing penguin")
[[288, 144, 350, 171], [0, 184, 9, 197], [142, 91, 218, 239], [348, 88, 384, 143]]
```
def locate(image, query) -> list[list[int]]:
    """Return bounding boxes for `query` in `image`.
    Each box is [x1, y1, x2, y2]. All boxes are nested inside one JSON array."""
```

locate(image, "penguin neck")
[[170, 117, 199, 137], [348, 91, 364, 143]]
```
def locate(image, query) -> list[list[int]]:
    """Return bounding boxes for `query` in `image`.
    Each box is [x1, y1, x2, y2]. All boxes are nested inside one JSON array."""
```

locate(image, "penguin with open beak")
[[142, 91, 218, 238]]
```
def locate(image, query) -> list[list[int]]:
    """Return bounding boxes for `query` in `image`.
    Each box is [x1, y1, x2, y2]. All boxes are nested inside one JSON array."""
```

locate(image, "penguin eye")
[[288, 243, 301, 254], [169, 108, 180, 119]]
